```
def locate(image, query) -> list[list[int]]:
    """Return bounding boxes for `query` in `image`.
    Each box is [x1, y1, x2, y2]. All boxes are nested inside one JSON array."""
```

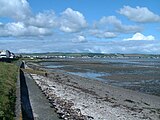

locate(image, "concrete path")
[[20, 69, 61, 120]]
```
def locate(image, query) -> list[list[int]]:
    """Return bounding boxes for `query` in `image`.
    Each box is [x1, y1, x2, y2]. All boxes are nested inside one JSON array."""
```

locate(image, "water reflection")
[[46, 65, 64, 68], [69, 72, 110, 81]]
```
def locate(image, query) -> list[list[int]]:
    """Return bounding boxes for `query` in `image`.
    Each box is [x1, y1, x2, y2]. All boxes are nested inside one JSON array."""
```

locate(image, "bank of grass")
[[0, 62, 18, 120]]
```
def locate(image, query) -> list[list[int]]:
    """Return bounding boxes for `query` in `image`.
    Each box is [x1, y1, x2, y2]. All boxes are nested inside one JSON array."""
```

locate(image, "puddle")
[[69, 72, 110, 81], [45, 65, 64, 68]]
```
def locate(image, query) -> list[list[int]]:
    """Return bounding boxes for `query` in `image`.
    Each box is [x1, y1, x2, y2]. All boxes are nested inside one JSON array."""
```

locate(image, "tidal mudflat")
[[39, 58, 160, 96], [25, 59, 160, 120]]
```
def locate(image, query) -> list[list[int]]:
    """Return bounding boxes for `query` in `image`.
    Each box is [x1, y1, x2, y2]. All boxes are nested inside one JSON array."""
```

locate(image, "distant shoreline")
[[19, 52, 160, 60]]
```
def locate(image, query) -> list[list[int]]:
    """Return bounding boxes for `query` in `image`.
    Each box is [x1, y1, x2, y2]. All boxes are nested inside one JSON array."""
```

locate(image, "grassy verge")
[[0, 62, 18, 120]]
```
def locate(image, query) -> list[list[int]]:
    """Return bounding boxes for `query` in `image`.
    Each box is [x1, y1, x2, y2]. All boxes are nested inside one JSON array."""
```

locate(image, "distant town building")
[[0, 50, 15, 58]]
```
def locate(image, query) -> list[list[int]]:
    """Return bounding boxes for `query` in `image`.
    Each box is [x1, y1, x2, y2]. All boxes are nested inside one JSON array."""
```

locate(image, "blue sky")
[[0, 0, 160, 54]]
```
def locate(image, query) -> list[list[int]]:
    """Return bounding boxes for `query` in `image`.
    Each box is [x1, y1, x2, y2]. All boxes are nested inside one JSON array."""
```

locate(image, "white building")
[[0, 50, 14, 58], [10, 52, 15, 58]]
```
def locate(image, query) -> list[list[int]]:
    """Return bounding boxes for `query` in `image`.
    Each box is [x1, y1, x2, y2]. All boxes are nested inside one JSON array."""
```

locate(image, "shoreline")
[[26, 62, 160, 120], [37, 58, 160, 97]]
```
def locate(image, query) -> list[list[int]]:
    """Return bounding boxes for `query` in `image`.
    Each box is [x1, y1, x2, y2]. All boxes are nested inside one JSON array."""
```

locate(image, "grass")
[[0, 62, 18, 120]]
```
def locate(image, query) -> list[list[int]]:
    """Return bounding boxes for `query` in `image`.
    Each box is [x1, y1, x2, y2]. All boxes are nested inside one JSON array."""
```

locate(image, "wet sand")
[[26, 61, 160, 120]]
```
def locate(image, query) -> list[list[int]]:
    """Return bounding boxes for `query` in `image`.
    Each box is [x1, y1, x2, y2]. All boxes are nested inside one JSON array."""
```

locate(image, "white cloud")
[[90, 29, 117, 38], [0, 0, 58, 30], [72, 35, 86, 43], [100, 31, 117, 38], [79, 41, 160, 54], [124, 33, 155, 41], [60, 8, 87, 32], [27, 11, 58, 28], [0, 1, 89, 35], [77, 35, 86, 42], [0, 22, 52, 37], [90, 16, 141, 39], [1, 38, 160, 54], [99, 16, 121, 25], [1, 1, 144, 40], [0, 0, 56, 37], [0, 7, 89, 37], [98, 16, 142, 33], [17, 48, 34, 53], [0, 0, 31, 20], [119, 6, 160, 23]]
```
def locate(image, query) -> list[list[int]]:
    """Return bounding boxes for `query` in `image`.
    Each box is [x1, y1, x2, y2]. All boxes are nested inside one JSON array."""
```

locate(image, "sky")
[[0, 0, 160, 54]]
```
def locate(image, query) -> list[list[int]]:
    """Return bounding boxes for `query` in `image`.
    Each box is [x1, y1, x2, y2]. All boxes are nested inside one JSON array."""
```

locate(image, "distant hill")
[[19, 52, 160, 59]]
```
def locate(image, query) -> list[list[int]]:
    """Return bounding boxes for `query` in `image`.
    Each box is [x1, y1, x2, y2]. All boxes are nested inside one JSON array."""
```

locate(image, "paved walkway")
[[20, 70, 61, 120]]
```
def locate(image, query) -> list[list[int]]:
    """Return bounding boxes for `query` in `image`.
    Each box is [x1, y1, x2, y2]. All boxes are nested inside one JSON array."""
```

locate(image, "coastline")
[[26, 62, 160, 120], [38, 58, 160, 96]]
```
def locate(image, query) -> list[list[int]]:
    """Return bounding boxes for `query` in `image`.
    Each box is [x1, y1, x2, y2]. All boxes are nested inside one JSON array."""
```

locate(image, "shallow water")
[[45, 65, 64, 68], [69, 71, 110, 81]]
